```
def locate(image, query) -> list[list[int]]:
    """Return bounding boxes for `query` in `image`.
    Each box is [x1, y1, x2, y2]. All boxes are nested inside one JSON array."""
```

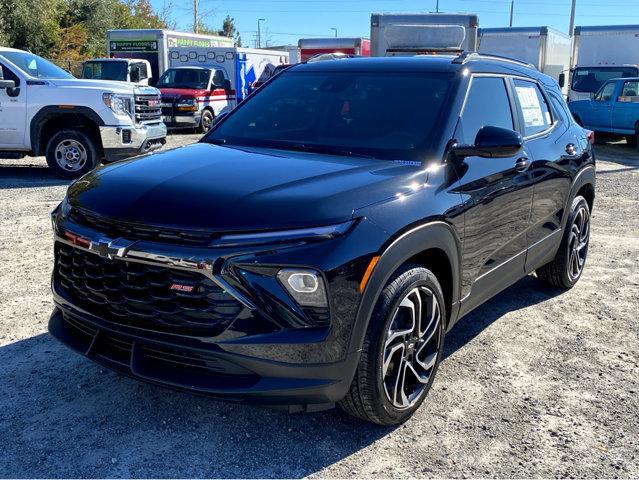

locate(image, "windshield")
[[157, 68, 210, 89], [206, 70, 453, 160], [0, 51, 73, 79], [82, 61, 127, 81], [572, 66, 639, 93]]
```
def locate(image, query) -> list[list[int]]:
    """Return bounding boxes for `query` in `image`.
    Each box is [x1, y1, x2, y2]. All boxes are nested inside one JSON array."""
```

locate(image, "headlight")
[[51, 196, 72, 230], [102, 93, 133, 117], [277, 268, 328, 307], [176, 98, 198, 111]]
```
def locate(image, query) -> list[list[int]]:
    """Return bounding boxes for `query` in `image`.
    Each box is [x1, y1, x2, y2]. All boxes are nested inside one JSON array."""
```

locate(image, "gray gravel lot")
[[0, 134, 638, 478]]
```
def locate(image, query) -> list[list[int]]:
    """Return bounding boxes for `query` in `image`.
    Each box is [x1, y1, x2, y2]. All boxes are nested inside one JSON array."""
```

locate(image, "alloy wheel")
[[382, 286, 442, 410], [567, 205, 590, 282], [54, 139, 87, 172]]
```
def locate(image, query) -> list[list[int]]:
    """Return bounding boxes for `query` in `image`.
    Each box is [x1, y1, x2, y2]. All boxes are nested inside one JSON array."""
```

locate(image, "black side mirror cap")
[[452, 126, 523, 159], [558, 72, 566, 88], [0, 79, 15, 89]]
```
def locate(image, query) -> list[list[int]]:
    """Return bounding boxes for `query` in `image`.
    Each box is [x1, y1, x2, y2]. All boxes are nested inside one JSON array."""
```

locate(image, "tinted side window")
[[459, 76, 513, 144], [620, 80, 639, 99], [546, 88, 570, 124], [0, 63, 20, 87], [212, 70, 225, 88], [514, 79, 552, 136]]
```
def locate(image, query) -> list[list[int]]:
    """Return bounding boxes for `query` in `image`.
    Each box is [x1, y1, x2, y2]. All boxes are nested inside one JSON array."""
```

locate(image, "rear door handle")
[[515, 157, 530, 171]]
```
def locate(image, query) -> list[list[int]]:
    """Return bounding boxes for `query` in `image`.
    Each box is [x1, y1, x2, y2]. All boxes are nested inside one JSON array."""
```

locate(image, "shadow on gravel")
[[443, 275, 564, 359], [0, 275, 562, 478], [0, 164, 69, 189], [596, 143, 639, 170]]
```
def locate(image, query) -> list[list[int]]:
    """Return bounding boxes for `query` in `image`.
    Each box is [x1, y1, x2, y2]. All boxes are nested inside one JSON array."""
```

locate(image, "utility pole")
[[436, 0, 440, 13], [509, 0, 514, 27], [331, 28, 338, 37], [568, 0, 577, 36], [193, 0, 198, 33], [257, 18, 265, 48]]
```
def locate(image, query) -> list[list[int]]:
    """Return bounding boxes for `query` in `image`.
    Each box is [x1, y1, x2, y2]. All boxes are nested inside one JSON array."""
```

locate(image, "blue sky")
[[151, 0, 639, 47]]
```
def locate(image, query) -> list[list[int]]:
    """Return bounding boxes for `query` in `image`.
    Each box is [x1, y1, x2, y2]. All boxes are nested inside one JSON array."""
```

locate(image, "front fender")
[[348, 221, 462, 355]]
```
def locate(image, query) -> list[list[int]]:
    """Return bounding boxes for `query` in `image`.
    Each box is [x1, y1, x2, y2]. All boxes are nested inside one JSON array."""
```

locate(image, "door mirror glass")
[[453, 126, 523, 159], [0, 66, 15, 89]]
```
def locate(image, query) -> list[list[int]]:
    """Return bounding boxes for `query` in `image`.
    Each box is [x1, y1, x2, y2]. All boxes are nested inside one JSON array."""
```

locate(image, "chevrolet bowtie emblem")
[[90, 237, 135, 260]]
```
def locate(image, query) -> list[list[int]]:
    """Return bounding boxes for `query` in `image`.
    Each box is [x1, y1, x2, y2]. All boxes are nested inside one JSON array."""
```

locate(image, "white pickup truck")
[[0, 47, 167, 178]]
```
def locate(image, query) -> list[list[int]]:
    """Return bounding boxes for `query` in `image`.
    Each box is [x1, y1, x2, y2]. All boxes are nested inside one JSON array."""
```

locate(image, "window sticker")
[[516, 85, 545, 128]]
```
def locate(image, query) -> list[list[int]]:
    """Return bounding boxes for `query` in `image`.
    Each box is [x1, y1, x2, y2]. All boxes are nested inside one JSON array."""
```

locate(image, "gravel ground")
[[0, 134, 638, 478]]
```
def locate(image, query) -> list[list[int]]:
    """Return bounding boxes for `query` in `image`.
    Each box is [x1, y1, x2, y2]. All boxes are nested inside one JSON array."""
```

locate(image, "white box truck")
[[106, 29, 234, 83], [478, 27, 571, 89], [371, 13, 479, 56], [569, 25, 639, 101]]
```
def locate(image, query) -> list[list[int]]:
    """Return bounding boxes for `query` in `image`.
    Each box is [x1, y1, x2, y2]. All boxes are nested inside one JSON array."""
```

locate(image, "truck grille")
[[69, 208, 216, 247], [54, 243, 243, 336], [134, 94, 162, 123]]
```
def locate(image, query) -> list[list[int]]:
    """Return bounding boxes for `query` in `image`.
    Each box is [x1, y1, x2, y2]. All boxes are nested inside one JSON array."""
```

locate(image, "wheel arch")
[[348, 221, 462, 355], [30, 106, 104, 156], [563, 165, 596, 230]]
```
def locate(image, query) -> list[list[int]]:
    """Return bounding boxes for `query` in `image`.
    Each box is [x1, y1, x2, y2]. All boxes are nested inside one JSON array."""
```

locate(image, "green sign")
[[110, 40, 158, 52], [166, 36, 232, 48]]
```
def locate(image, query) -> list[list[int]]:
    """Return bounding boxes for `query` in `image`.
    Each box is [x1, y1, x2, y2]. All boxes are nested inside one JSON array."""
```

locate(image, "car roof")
[[290, 54, 546, 80]]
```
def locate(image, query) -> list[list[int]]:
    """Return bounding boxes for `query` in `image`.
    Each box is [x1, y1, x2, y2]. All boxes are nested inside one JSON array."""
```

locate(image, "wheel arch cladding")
[[31, 106, 104, 156], [349, 221, 462, 355], [564, 165, 596, 229]]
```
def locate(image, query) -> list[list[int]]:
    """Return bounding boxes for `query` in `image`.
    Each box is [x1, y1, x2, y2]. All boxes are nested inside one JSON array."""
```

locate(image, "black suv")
[[50, 54, 595, 425]]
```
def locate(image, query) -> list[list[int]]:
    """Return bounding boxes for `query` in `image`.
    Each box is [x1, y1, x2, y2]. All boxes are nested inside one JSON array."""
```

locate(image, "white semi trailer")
[[370, 13, 479, 57], [478, 27, 571, 90], [569, 25, 639, 101]]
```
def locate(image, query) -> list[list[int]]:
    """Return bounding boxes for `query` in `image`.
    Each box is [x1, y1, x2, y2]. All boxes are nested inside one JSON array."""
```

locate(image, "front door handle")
[[515, 156, 530, 171]]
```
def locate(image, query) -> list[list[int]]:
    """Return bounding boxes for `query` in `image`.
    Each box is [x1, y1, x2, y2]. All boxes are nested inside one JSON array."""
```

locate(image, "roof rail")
[[452, 51, 536, 69]]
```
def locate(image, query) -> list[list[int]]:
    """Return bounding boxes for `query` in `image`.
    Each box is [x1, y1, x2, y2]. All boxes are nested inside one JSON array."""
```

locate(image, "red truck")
[[298, 38, 371, 62]]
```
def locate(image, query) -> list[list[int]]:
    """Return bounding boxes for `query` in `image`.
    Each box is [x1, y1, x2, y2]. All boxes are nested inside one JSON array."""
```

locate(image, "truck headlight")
[[176, 98, 198, 111], [277, 268, 328, 307], [102, 93, 133, 117]]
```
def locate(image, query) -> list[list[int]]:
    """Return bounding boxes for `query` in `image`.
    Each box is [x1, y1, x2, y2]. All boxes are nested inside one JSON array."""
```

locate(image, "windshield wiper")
[[284, 143, 377, 159]]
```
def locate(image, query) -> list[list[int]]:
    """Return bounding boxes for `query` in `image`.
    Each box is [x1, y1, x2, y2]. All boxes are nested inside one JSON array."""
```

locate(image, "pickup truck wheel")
[[339, 264, 445, 425], [536, 195, 590, 289], [197, 110, 214, 133], [46, 130, 99, 179], [625, 134, 638, 148]]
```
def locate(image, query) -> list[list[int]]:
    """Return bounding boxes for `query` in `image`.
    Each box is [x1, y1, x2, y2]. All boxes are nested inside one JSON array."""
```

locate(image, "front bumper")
[[162, 111, 202, 128], [49, 306, 356, 408], [48, 211, 389, 408], [99, 122, 167, 163]]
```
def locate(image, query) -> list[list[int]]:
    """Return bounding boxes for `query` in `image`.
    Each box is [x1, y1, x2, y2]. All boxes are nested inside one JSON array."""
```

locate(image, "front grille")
[[69, 208, 216, 247], [134, 94, 162, 123], [55, 243, 243, 335]]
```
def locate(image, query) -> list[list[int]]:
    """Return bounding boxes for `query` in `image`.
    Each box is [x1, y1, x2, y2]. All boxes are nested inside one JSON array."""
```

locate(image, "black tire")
[[45, 129, 99, 179], [625, 134, 638, 149], [197, 109, 214, 134], [339, 264, 446, 425], [536, 195, 590, 289]]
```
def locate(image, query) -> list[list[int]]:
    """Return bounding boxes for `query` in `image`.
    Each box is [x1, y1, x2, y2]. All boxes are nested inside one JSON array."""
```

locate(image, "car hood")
[[67, 143, 417, 233], [46, 78, 139, 94]]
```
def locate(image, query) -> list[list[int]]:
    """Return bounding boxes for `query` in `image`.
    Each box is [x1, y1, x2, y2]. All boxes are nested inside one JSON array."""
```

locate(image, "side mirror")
[[222, 79, 231, 90], [452, 126, 523, 159], [0, 66, 14, 89], [130, 69, 140, 83], [558, 73, 566, 88]]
